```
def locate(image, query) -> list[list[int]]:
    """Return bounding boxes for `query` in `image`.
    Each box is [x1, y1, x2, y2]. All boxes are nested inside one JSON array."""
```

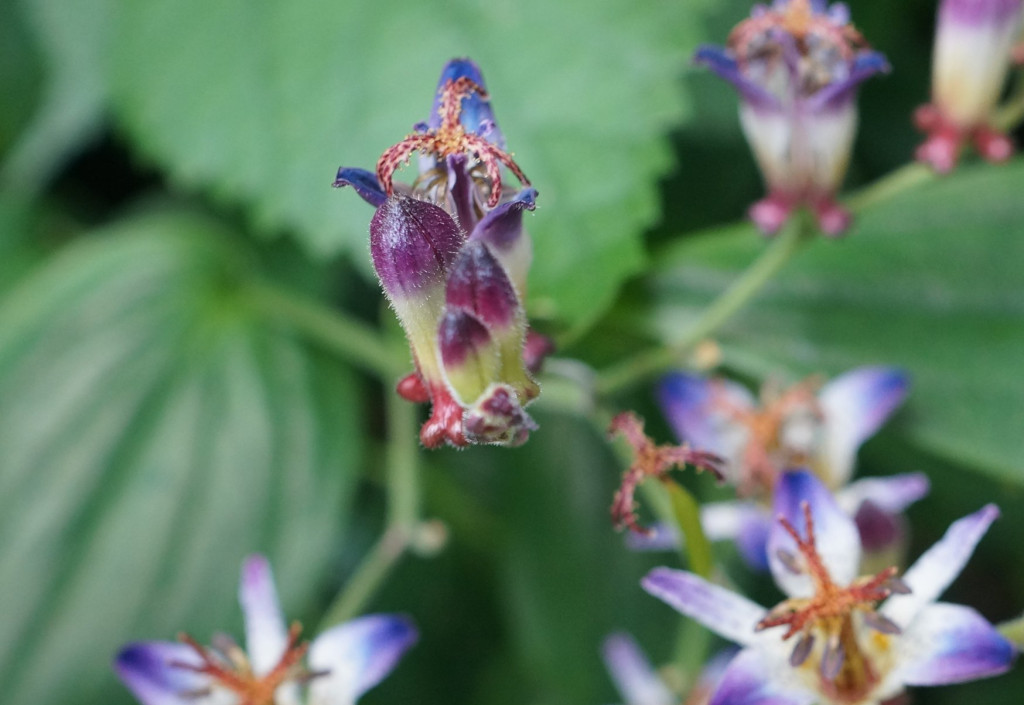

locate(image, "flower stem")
[[842, 162, 934, 214], [663, 480, 713, 579], [247, 281, 406, 380], [319, 389, 422, 628], [595, 218, 811, 397], [998, 613, 1024, 649]]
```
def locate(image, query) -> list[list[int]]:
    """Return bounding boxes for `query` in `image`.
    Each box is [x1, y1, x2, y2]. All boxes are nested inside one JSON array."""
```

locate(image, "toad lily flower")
[[915, 0, 1024, 172], [334, 58, 547, 447], [695, 0, 889, 236], [647, 368, 926, 570], [114, 555, 417, 705], [642, 471, 1016, 705]]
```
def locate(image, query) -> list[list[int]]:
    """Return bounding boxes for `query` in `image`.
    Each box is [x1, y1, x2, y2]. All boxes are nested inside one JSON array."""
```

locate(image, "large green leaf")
[[96, 0, 712, 334], [0, 209, 362, 705], [645, 161, 1024, 483]]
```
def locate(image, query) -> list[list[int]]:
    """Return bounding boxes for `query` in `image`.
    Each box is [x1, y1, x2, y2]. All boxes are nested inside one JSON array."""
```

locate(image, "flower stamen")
[[376, 77, 530, 208], [756, 502, 907, 695], [172, 622, 314, 705]]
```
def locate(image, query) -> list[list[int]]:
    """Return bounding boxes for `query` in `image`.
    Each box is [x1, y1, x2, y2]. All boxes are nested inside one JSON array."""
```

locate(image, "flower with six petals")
[[642, 471, 1015, 705]]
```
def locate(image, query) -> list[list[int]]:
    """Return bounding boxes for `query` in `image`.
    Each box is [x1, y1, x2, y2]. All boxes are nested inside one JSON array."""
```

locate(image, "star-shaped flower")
[[114, 555, 417, 705], [643, 368, 926, 571], [642, 471, 1015, 705]]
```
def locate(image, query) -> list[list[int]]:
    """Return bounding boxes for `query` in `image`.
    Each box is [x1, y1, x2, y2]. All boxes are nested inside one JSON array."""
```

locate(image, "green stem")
[[842, 162, 934, 214], [994, 68, 1024, 131], [663, 480, 713, 579], [248, 281, 406, 380], [319, 391, 422, 628], [595, 218, 811, 397]]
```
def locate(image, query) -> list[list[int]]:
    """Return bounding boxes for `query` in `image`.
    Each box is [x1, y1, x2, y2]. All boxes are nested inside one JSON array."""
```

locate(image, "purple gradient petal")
[[708, 648, 815, 705], [641, 568, 766, 646], [468, 188, 538, 253], [333, 168, 387, 207], [438, 309, 493, 368], [735, 511, 773, 572], [897, 602, 1016, 685], [853, 500, 903, 553], [940, 0, 1024, 26], [445, 241, 520, 331], [428, 58, 506, 148], [884, 504, 1000, 626], [808, 51, 891, 112], [114, 642, 209, 705], [768, 471, 860, 597], [657, 374, 753, 468], [601, 633, 675, 705], [693, 45, 780, 111], [370, 197, 463, 298], [445, 153, 477, 232], [625, 522, 680, 551], [239, 554, 288, 676], [308, 614, 418, 704], [818, 367, 909, 486]]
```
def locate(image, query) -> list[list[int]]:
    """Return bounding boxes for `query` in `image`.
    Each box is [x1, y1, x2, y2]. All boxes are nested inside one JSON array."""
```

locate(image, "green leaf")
[[1, 0, 112, 191], [0, 209, 362, 705], [647, 161, 1024, 484], [0, 0, 45, 161], [100, 0, 712, 334]]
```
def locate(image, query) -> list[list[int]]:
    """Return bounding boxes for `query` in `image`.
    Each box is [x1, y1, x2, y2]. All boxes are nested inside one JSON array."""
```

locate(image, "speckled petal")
[[896, 602, 1016, 685], [641, 568, 766, 646], [239, 554, 289, 677], [768, 471, 860, 597], [308, 614, 418, 705], [601, 633, 675, 705], [818, 367, 908, 486], [883, 504, 999, 626], [114, 642, 222, 705], [707, 648, 815, 705]]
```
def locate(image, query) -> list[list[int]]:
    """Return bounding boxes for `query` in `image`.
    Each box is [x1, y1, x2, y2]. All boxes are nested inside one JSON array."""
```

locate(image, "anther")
[[790, 633, 815, 667], [776, 548, 804, 575], [862, 611, 901, 635], [821, 635, 845, 680]]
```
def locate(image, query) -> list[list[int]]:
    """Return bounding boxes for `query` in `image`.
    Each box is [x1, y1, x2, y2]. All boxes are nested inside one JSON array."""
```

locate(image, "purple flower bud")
[[438, 309, 501, 406], [695, 1, 888, 236], [915, 0, 1023, 172], [444, 241, 539, 404], [370, 196, 463, 411]]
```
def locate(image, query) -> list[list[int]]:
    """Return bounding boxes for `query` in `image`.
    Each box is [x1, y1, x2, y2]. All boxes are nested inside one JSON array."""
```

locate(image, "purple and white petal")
[[734, 510, 773, 572], [807, 51, 891, 112], [657, 374, 753, 480], [601, 633, 675, 705], [239, 554, 289, 677], [768, 471, 860, 597], [835, 472, 930, 516], [641, 568, 767, 646], [818, 367, 908, 486], [307, 614, 418, 705], [883, 504, 999, 626], [707, 648, 816, 705], [693, 46, 781, 111], [114, 641, 221, 705], [895, 602, 1016, 685]]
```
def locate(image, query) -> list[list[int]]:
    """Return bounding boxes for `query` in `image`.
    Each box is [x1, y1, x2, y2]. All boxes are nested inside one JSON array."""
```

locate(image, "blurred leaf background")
[[0, 1, 1021, 705]]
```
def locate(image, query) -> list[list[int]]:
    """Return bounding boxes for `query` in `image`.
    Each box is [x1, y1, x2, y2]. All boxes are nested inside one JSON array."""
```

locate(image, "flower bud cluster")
[[335, 59, 548, 448]]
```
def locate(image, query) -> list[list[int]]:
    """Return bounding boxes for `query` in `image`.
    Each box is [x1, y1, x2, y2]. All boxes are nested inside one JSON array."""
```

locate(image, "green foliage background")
[[0, 1, 1021, 705]]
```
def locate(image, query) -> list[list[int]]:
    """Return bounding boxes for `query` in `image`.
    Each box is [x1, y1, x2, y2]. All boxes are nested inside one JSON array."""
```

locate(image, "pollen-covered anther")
[[172, 622, 314, 705], [608, 411, 724, 535], [375, 76, 531, 208]]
